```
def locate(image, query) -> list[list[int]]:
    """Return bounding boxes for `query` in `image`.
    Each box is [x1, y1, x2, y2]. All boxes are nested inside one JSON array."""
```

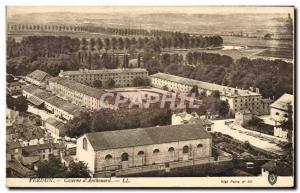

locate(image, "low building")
[[150, 73, 265, 115], [171, 111, 213, 131], [25, 70, 53, 88], [270, 93, 293, 123], [235, 109, 253, 125], [44, 117, 65, 138], [172, 111, 199, 125], [59, 68, 148, 87], [21, 142, 65, 161], [77, 124, 212, 176]]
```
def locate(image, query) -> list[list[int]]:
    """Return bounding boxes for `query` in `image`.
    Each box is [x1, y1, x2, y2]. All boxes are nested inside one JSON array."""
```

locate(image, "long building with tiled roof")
[[25, 69, 53, 88], [77, 124, 212, 175], [48, 77, 111, 110], [150, 72, 267, 115], [59, 68, 148, 87], [23, 84, 84, 120]]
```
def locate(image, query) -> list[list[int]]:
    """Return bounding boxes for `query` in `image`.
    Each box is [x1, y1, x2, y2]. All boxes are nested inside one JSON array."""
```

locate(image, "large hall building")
[[77, 124, 212, 177]]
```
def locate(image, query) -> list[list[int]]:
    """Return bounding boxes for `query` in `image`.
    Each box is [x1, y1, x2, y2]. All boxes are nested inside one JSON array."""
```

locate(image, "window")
[[197, 144, 203, 148], [168, 147, 175, 152], [49, 148, 52, 153], [153, 149, 160, 154], [83, 138, 88, 151], [183, 146, 189, 154], [42, 155, 45, 159], [105, 154, 112, 160], [121, 152, 129, 161], [138, 151, 145, 156], [276, 112, 279, 116]]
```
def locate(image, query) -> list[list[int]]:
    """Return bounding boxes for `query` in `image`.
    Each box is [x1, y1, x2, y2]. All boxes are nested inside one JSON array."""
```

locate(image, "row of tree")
[[161, 53, 293, 99], [7, 35, 223, 60], [87, 26, 199, 38], [62, 108, 172, 138]]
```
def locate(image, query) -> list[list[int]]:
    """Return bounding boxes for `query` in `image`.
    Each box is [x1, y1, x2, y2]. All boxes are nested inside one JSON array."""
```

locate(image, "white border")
[[1, 1, 299, 192]]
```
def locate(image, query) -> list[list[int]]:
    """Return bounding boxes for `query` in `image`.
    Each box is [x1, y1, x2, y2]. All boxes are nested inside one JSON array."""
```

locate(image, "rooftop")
[[23, 84, 84, 117], [60, 68, 148, 76], [44, 96, 83, 116], [85, 124, 211, 151], [270, 93, 294, 111], [49, 77, 106, 99], [45, 117, 65, 130], [150, 73, 260, 97], [26, 69, 52, 82]]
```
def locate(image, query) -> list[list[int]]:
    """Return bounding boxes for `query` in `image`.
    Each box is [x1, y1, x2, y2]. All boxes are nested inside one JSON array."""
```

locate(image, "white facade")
[[150, 73, 264, 115], [59, 68, 148, 87]]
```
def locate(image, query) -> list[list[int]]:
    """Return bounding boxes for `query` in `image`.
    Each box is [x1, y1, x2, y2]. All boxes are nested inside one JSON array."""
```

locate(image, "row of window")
[[103, 144, 204, 161]]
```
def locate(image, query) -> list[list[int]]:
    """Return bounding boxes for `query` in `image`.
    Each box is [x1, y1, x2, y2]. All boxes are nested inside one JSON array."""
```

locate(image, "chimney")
[[255, 88, 260, 93]]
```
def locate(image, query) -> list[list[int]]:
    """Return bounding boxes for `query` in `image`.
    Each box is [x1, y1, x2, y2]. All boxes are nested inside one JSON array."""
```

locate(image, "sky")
[[7, 6, 294, 17]]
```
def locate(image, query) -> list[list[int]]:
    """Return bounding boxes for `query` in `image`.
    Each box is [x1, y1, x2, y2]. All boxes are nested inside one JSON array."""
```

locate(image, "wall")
[[270, 107, 289, 122], [77, 136, 96, 173], [93, 138, 212, 173]]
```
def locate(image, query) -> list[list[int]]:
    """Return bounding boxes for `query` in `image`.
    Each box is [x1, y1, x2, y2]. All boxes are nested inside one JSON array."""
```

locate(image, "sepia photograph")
[[5, 5, 295, 188]]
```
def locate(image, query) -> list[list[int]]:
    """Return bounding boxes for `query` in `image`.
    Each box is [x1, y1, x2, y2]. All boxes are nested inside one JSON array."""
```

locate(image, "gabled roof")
[[85, 124, 211, 151], [26, 70, 53, 82], [270, 93, 294, 111], [150, 73, 260, 97], [49, 77, 106, 99]]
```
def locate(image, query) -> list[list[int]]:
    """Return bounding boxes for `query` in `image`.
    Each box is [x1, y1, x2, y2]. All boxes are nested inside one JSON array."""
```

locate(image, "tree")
[[14, 96, 28, 112], [95, 38, 103, 51], [6, 94, 15, 109], [104, 38, 110, 51], [189, 85, 199, 97], [211, 90, 220, 98], [63, 111, 91, 138], [89, 38, 96, 51], [162, 85, 168, 91], [80, 38, 88, 51], [132, 77, 150, 87], [117, 37, 124, 50], [218, 100, 230, 117], [37, 157, 66, 178], [65, 161, 90, 178], [92, 80, 102, 88], [111, 37, 117, 51], [104, 78, 116, 88]]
